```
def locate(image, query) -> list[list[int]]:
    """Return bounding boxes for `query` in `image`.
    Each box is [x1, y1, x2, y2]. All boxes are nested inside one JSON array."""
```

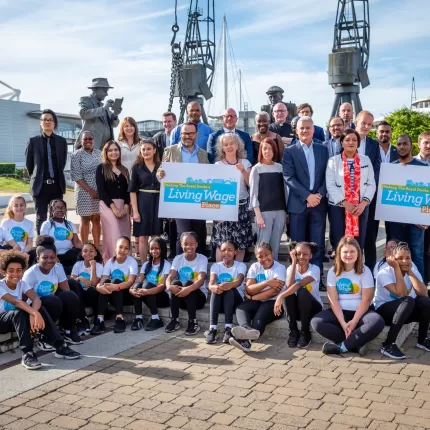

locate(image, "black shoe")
[[145, 318, 164, 331], [205, 328, 218, 344], [416, 338, 430, 352], [114, 318, 127, 333], [167, 253, 176, 261], [165, 319, 180, 333], [90, 318, 105, 335], [381, 343, 406, 359], [37, 335, 55, 352], [131, 318, 144, 331], [229, 337, 251, 353], [322, 342, 343, 355], [208, 256, 216, 263], [63, 331, 83, 345], [54, 345, 81, 360], [323, 255, 330, 263], [223, 327, 232, 344], [21, 351, 42, 370], [287, 329, 300, 348], [77, 318, 90, 336], [319, 281, 327, 292], [297, 331, 311, 348], [185, 320, 200, 336]]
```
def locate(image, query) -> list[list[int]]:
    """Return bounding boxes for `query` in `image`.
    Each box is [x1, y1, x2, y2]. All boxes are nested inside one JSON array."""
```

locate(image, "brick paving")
[[1, 332, 430, 429]]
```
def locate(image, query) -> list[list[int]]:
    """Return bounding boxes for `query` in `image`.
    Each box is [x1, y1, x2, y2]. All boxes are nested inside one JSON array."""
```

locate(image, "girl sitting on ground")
[[165, 232, 208, 336], [229, 242, 286, 353], [91, 236, 138, 335], [275, 242, 323, 349], [129, 237, 170, 331], [206, 240, 246, 345]]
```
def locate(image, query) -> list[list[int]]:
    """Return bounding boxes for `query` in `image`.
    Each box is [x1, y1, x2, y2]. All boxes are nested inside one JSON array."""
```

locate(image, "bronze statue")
[[261, 85, 297, 122]]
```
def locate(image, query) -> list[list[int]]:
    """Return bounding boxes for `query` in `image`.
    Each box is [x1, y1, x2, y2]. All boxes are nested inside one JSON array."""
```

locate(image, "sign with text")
[[159, 162, 241, 221], [375, 163, 430, 225]]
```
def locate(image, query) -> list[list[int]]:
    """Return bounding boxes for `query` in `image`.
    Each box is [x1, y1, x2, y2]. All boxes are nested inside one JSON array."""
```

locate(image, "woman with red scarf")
[[326, 129, 376, 251]]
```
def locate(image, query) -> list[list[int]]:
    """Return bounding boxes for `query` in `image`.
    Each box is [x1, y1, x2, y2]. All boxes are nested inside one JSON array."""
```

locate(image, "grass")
[[0, 177, 29, 193]]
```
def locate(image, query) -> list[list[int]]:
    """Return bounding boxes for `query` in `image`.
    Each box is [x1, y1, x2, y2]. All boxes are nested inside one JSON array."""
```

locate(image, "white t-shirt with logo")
[[0, 280, 32, 313], [1, 219, 34, 252], [102, 256, 139, 282], [171, 253, 208, 296], [287, 263, 322, 305], [247, 261, 286, 300], [326, 266, 374, 311], [210, 261, 247, 298], [40, 220, 77, 255], [0, 226, 13, 245], [374, 265, 420, 310], [71, 261, 104, 290], [140, 260, 171, 285], [23, 264, 67, 297]]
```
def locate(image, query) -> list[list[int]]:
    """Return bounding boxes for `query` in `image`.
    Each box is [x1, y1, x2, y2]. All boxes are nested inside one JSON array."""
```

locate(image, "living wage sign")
[[375, 163, 430, 225], [159, 162, 241, 221]]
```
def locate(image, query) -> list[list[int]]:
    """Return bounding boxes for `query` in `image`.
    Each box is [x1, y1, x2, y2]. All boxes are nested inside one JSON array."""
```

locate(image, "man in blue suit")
[[297, 103, 326, 142], [206, 108, 253, 164], [283, 116, 329, 284], [355, 110, 382, 272]]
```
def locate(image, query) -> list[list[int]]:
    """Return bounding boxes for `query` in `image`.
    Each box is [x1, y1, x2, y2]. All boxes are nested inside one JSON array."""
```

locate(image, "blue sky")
[[1, 0, 429, 127]]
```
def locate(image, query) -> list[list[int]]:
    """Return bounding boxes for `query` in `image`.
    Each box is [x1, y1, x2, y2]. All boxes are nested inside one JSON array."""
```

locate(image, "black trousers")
[[236, 299, 283, 336], [210, 288, 243, 326], [363, 198, 378, 274], [133, 280, 170, 315], [34, 182, 63, 234], [68, 278, 98, 321], [175, 219, 207, 255], [376, 296, 430, 345], [58, 248, 81, 276], [163, 219, 177, 256], [285, 288, 323, 333], [311, 308, 385, 351], [170, 280, 206, 319]]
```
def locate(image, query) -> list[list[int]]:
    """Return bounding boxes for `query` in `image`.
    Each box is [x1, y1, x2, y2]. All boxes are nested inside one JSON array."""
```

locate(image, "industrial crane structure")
[[328, 0, 370, 119], [0, 80, 21, 101]]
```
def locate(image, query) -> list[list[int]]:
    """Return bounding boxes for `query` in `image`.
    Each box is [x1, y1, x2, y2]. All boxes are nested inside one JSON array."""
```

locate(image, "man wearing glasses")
[[269, 103, 294, 147], [323, 116, 345, 157], [25, 109, 68, 233]]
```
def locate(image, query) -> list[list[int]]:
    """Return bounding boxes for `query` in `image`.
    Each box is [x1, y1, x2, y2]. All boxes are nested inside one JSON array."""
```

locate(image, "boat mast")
[[223, 15, 228, 110]]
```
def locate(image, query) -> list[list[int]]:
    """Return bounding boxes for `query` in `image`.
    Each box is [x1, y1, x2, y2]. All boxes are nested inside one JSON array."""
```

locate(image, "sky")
[[1, 0, 429, 128]]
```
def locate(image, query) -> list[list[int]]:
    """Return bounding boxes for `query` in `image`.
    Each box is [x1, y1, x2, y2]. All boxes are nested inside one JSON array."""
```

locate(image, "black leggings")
[[133, 280, 170, 315], [236, 299, 283, 336], [311, 308, 385, 351], [68, 278, 99, 321], [285, 288, 323, 333], [58, 248, 81, 275], [97, 279, 130, 316], [376, 296, 430, 345], [170, 280, 206, 320], [210, 288, 243, 325]]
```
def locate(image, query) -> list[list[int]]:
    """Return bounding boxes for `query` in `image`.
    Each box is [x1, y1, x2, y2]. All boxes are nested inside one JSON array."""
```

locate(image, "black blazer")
[[25, 133, 68, 197], [365, 136, 382, 183], [388, 145, 399, 162]]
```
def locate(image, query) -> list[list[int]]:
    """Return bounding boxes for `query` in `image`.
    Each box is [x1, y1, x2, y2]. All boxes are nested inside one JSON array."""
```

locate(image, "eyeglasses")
[[40, 119, 54, 123], [223, 115, 237, 119], [330, 123, 343, 128], [181, 132, 197, 137]]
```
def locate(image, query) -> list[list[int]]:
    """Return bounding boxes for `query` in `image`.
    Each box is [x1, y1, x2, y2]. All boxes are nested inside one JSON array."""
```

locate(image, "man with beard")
[[377, 121, 398, 164], [339, 102, 355, 129], [323, 116, 345, 157]]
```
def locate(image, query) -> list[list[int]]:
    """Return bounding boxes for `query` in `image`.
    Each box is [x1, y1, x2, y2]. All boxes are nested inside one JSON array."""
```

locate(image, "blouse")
[[70, 148, 102, 190], [118, 140, 140, 173], [95, 164, 130, 207]]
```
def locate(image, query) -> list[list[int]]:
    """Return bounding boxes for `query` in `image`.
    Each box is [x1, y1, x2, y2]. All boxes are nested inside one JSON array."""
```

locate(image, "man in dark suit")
[[25, 109, 68, 234], [297, 103, 326, 142], [283, 116, 329, 281], [355, 110, 382, 271]]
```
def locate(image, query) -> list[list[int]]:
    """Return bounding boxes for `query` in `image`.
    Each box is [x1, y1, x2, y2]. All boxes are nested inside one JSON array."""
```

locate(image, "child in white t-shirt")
[[0, 226, 19, 253]]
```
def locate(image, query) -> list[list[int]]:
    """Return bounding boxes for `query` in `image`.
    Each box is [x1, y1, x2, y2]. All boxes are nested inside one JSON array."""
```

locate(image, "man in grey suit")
[[77, 78, 122, 150]]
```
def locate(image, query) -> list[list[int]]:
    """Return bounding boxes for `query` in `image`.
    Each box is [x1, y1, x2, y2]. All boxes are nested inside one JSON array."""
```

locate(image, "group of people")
[[0, 96, 429, 369]]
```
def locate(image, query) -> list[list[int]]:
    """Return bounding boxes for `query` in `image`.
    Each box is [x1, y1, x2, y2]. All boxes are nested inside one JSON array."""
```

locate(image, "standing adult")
[[339, 102, 355, 129], [283, 116, 329, 287], [154, 112, 177, 159], [297, 103, 325, 143], [117, 117, 141, 174], [77, 78, 121, 150], [207, 108, 253, 164], [96, 141, 130, 261], [355, 110, 382, 272], [157, 122, 209, 255], [269, 103, 294, 147], [70, 131, 102, 249], [170, 102, 213, 150], [323, 116, 345, 157], [251, 112, 283, 164], [25, 109, 67, 234]]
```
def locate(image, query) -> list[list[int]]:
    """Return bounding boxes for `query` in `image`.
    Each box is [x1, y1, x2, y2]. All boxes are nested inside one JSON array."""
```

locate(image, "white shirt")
[[23, 264, 67, 297], [1, 219, 34, 251], [140, 260, 171, 285], [171, 253, 208, 296], [40, 220, 77, 255], [102, 256, 139, 282], [379, 144, 392, 163], [247, 261, 286, 300], [210, 261, 247, 298], [215, 158, 251, 200], [223, 127, 236, 133], [0, 280, 32, 313], [326, 266, 374, 311], [374, 265, 420, 309], [287, 263, 322, 305], [71, 261, 104, 290], [357, 137, 367, 155], [118, 140, 140, 174], [0, 226, 13, 245]]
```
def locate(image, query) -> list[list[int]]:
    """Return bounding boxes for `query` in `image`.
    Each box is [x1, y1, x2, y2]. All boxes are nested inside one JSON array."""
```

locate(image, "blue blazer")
[[365, 136, 381, 183], [314, 125, 326, 142], [206, 129, 253, 164], [283, 141, 329, 214]]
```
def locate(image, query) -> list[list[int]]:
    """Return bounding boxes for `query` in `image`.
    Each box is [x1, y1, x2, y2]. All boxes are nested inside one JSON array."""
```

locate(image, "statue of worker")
[[261, 85, 297, 122]]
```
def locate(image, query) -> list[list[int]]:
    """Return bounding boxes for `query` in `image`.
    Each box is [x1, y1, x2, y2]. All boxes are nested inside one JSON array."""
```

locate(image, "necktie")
[[46, 137, 54, 178]]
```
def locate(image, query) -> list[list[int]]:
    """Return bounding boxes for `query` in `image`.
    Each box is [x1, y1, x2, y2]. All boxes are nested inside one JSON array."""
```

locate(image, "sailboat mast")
[[239, 69, 242, 112], [223, 15, 228, 110]]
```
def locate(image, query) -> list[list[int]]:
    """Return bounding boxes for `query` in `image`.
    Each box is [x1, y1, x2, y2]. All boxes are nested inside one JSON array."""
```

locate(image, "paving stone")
[[126, 419, 167, 430], [182, 419, 213, 430], [233, 417, 273, 430], [4, 418, 37, 429], [0, 415, 17, 427], [210, 412, 238, 425], [50, 416, 88, 429], [330, 413, 371, 427], [7, 406, 39, 419], [30, 411, 59, 423], [343, 406, 370, 418]]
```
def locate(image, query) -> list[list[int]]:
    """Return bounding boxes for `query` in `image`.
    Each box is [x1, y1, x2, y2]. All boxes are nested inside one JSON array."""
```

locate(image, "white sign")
[[159, 162, 241, 221], [375, 163, 430, 225]]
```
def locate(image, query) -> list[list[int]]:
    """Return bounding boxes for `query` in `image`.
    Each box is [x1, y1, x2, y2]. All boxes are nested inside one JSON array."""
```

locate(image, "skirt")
[[212, 198, 253, 250], [133, 189, 163, 237], [100, 199, 131, 261]]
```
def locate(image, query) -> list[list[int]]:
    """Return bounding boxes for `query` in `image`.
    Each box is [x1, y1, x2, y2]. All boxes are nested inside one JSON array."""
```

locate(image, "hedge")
[[0, 163, 16, 175]]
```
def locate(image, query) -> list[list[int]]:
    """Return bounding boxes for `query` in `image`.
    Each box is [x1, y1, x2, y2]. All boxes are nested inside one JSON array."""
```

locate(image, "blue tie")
[[46, 137, 54, 178]]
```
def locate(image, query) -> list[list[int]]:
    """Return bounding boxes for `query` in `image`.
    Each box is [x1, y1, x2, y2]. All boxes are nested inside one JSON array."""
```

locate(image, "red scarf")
[[342, 152, 361, 237]]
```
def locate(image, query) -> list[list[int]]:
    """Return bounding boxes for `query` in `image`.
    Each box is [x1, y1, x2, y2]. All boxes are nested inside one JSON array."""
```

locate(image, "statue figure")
[[76, 78, 122, 150], [261, 85, 297, 122]]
